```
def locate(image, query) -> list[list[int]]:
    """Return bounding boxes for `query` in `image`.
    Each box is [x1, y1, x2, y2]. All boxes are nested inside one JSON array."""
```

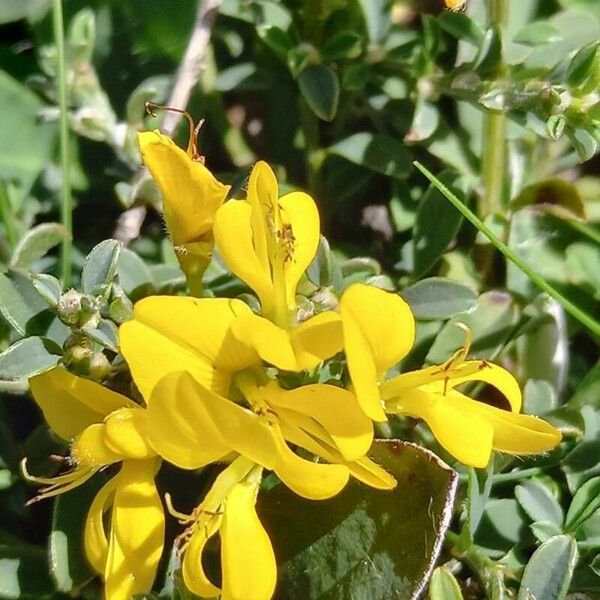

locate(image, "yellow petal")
[[263, 382, 373, 461], [119, 296, 257, 400], [146, 372, 232, 469], [391, 389, 495, 468], [278, 417, 395, 490], [104, 408, 154, 460], [104, 459, 165, 600], [458, 392, 562, 454], [214, 200, 273, 311], [84, 476, 118, 574], [71, 423, 123, 467], [182, 517, 222, 598], [279, 191, 320, 309], [177, 374, 349, 499], [138, 130, 230, 246], [221, 482, 276, 600], [340, 284, 416, 421], [231, 313, 297, 371], [231, 311, 343, 372], [29, 367, 131, 441], [290, 311, 344, 369], [445, 361, 523, 412], [247, 161, 277, 272], [214, 199, 273, 310]]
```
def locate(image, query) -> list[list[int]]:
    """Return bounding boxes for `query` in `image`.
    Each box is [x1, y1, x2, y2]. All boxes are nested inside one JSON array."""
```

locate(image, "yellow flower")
[[138, 130, 230, 294], [119, 296, 394, 497], [340, 283, 562, 468], [171, 457, 276, 600], [25, 368, 165, 600], [213, 161, 320, 328], [445, 0, 467, 10]]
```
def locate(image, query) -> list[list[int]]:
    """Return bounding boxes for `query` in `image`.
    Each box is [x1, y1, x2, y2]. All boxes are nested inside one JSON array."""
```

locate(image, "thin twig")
[[113, 0, 222, 244]]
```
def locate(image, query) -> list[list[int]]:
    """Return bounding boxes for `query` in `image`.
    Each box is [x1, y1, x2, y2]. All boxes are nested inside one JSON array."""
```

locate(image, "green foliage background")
[[0, 0, 599, 598]]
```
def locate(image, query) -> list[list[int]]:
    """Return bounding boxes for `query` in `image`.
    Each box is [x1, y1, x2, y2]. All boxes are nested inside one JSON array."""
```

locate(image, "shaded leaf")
[[511, 178, 586, 221], [298, 64, 340, 122], [514, 22, 561, 46], [116, 248, 153, 300], [515, 480, 564, 527], [329, 133, 412, 179], [261, 441, 457, 600], [0, 542, 55, 598]]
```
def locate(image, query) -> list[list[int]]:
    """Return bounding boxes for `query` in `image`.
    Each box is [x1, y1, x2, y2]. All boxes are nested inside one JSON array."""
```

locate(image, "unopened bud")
[[58, 290, 84, 326], [88, 352, 112, 381]]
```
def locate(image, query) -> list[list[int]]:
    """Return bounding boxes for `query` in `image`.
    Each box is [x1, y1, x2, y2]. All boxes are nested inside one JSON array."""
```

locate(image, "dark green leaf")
[[517, 535, 578, 600], [322, 32, 363, 61], [511, 178, 586, 221], [0, 336, 60, 382], [475, 499, 529, 554], [257, 25, 294, 60], [514, 22, 562, 46], [568, 363, 600, 410], [329, 133, 412, 178], [81, 239, 122, 296], [10, 223, 69, 270], [261, 441, 457, 600], [298, 64, 340, 122], [401, 278, 477, 320], [562, 440, 600, 493], [437, 12, 484, 45], [566, 41, 599, 88], [473, 26, 502, 75], [413, 172, 464, 278], [565, 476, 600, 532]]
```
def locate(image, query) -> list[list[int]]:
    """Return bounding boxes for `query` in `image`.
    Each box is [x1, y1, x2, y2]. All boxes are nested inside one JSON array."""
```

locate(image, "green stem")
[[414, 162, 600, 338], [490, 466, 543, 485], [480, 0, 508, 217], [53, 0, 73, 286]]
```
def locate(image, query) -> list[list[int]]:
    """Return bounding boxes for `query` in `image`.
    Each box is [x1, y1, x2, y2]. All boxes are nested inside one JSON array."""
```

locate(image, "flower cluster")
[[24, 123, 561, 600]]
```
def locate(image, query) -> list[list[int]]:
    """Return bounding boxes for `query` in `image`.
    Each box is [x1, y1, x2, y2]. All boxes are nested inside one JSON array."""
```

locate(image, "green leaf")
[[473, 26, 502, 75], [531, 521, 563, 543], [511, 178, 586, 221], [298, 64, 340, 122], [565, 476, 600, 532], [116, 248, 153, 301], [81, 239, 122, 296], [475, 499, 529, 554], [257, 25, 294, 60], [437, 11, 484, 45], [412, 172, 465, 278], [429, 567, 464, 600], [523, 380, 557, 416], [568, 363, 600, 410], [50, 476, 106, 592], [517, 535, 578, 600], [426, 291, 517, 364], [566, 127, 598, 161], [322, 32, 363, 61], [0, 0, 50, 24], [150, 264, 186, 293], [406, 101, 439, 143], [0, 542, 55, 598], [30, 273, 62, 308], [330, 133, 412, 179], [0, 336, 60, 382], [0, 270, 52, 337], [401, 277, 477, 320], [9, 223, 69, 270], [514, 22, 561, 46], [0, 71, 56, 198], [261, 441, 457, 599], [515, 480, 564, 527], [562, 440, 600, 493], [84, 320, 119, 353], [566, 41, 599, 88]]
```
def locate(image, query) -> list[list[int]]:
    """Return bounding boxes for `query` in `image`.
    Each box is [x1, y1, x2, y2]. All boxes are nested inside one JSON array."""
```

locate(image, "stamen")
[[165, 492, 194, 522], [144, 102, 205, 162]]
